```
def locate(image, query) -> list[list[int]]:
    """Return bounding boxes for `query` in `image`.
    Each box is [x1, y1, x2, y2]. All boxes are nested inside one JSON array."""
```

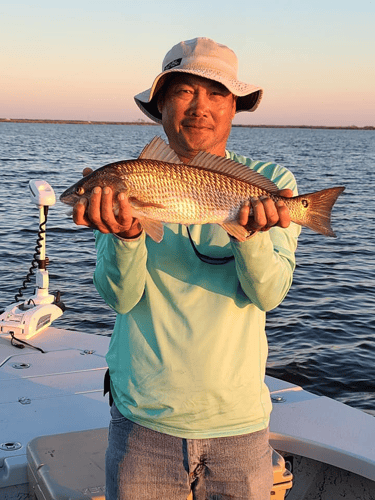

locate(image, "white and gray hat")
[[134, 37, 263, 124]]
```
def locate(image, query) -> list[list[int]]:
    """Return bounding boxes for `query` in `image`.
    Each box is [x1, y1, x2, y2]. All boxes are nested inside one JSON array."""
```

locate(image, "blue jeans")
[[106, 403, 273, 500]]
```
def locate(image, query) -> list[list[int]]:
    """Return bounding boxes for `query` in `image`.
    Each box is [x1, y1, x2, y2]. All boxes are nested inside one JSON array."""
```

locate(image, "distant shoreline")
[[0, 118, 374, 130]]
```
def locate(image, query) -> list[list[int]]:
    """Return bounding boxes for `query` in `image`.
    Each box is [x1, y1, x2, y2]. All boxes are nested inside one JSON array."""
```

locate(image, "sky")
[[1, 0, 374, 126]]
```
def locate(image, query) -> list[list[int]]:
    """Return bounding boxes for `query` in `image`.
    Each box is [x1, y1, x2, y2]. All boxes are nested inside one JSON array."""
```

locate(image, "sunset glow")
[[1, 1, 374, 127]]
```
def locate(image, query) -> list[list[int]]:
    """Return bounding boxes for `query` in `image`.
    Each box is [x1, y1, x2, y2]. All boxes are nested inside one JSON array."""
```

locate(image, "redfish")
[[60, 136, 345, 242]]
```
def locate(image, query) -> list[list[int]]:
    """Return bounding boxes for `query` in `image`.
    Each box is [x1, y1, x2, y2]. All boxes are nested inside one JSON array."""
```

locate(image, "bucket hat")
[[134, 37, 263, 124]]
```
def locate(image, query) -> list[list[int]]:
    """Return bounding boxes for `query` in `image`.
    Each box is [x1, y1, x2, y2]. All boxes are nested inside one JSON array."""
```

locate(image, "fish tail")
[[292, 186, 345, 237]]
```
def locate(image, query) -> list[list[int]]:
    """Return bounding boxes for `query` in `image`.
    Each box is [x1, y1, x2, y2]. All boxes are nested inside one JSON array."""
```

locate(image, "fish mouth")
[[59, 193, 79, 206]]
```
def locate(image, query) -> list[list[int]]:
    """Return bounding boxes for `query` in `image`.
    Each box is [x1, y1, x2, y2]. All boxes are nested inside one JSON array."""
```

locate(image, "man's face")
[[158, 74, 236, 161]]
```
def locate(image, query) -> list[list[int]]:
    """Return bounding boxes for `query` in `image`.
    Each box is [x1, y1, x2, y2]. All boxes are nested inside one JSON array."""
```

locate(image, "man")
[[73, 37, 300, 500]]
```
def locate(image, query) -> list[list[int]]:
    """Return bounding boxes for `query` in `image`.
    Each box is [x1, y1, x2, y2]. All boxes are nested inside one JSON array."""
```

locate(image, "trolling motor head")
[[0, 180, 65, 341], [29, 179, 56, 207]]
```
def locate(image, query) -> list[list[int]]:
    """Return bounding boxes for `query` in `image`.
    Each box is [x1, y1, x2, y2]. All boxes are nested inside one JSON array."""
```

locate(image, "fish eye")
[[76, 186, 85, 196], [302, 199, 309, 208]]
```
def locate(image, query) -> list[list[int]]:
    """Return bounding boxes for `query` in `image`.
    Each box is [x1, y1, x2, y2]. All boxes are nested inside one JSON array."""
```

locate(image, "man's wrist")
[[114, 229, 143, 240], [114, 220, 143, 240]]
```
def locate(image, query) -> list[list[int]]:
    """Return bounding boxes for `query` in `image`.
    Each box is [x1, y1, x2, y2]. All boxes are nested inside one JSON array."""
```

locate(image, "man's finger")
[[82, 167, 93, 177], [86, 186, 111, 233], [117, 193, 137, 230], [100, 187, 117, 227], [251, 197, 267, 229], [72, 197, 91, 227], [238, 200, 250, 226], [275, 200, 291, 228], [260, 196, 279, 227], [277, 188, 293, 198]]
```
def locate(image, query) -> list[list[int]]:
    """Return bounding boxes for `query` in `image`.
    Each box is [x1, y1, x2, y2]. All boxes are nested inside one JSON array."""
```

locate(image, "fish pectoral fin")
[[138, 217, 164, 243], [129, 197, 166, 209], [220, 222, 251, 242], [138, 136, 183, 164]]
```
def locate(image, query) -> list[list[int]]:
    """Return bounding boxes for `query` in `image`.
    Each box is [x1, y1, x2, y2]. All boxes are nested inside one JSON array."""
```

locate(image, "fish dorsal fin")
[[189, 151, 279, 193], [138, 136, 182, 164]]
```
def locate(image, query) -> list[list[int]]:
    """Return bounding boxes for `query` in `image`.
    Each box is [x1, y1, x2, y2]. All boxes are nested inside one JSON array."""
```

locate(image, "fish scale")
[[124, 160, 266, 224], [60, 136, 345, 242]]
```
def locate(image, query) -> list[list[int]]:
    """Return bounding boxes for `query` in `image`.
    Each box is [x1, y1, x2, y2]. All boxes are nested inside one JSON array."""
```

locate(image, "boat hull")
[[1, 327, 374, 499]]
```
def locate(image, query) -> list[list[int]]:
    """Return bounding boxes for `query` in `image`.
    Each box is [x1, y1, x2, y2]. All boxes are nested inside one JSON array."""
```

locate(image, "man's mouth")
[[182, 122, 213, 130]]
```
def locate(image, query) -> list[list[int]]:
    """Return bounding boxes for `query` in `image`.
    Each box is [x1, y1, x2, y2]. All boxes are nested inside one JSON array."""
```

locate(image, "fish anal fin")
[[138, 136, 182, 164], [220, 222, 250, 242], [189, 151, 279, 193], [138, 217, 164, 243]]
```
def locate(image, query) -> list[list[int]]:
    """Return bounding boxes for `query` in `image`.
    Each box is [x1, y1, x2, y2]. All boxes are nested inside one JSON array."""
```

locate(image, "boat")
[[1, 180, 374, 500]]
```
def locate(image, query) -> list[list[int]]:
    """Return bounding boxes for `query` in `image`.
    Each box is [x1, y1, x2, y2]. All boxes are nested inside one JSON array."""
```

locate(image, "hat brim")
[[134, 68, 263, 124]]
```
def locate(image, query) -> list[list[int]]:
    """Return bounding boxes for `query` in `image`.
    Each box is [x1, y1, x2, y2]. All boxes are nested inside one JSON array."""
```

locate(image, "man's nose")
[[188, 92, 209, 116]]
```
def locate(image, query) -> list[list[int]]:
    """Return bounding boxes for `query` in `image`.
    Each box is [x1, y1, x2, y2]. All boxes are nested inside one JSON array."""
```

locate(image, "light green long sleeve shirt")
[[94, 151, 301, 438]]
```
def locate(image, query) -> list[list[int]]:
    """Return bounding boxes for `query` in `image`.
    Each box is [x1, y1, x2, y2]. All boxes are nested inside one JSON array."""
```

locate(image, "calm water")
[[1, 122, 374, 412]]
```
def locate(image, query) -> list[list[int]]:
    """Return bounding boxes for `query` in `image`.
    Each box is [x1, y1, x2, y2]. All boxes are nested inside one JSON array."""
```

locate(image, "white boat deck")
[[268, 376, 375, 481], [1, 326, 374, 495], [0, 327, 110, 492]]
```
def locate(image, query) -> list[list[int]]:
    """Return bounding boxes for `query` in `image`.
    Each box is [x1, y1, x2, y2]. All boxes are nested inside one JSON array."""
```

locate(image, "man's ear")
[[231, 95, 237, 119], [157, 95, 164, 115]]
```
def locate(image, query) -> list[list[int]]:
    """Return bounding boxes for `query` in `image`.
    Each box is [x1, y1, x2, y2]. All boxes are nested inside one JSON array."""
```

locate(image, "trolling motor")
[[0, 180, 65, 340]]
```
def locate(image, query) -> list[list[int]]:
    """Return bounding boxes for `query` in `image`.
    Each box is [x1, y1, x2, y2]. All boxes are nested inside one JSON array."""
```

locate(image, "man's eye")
[[211, 90, 229, 97]]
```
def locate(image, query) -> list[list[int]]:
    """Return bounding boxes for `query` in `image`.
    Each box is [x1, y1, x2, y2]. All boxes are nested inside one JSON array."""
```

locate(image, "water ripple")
[[1, 123, 374, 412]]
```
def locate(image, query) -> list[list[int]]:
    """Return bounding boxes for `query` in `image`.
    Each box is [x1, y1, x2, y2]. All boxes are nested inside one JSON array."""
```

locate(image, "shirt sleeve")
[[93, 230, 148, 314], [231, 223, 300, 311], [227, 153, 301, 311]]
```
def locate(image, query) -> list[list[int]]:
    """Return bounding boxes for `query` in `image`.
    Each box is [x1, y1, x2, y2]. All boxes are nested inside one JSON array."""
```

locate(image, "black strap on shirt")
[[186, 227, 234, 265], [104, 368, 113, 406]]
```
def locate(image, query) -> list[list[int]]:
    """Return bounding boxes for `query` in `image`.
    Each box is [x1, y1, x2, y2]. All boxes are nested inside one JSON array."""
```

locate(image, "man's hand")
[[72, 169, 142, 238], [238, 189, 293, 233]]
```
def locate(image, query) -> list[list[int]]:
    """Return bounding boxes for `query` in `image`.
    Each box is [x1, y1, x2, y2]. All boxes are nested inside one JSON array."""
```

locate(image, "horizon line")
[[1, 118, 374, 131]]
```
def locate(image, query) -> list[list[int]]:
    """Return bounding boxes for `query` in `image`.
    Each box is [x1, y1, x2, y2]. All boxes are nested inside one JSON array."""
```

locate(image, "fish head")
[[60, 165, 128, 206]]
